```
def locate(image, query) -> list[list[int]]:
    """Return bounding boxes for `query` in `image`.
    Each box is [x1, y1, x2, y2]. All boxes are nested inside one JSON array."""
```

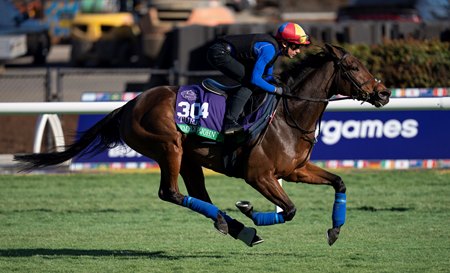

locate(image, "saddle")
[[202, 78, 239, 96], [202, 78, 270, 118]]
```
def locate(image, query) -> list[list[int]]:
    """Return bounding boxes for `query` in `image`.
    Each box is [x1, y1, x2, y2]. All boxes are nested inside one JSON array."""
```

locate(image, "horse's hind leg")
[[285, 162, 346, 246], [122, 113, 229, 235], [179, 158, 264, 246], [128, 132, 260, 244], [149, 143, 230, 235], [179, 156, 211, 203]]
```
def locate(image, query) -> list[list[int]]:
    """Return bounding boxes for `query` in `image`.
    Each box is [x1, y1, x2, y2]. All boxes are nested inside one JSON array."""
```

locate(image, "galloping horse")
[[15, 44, 391, 247]]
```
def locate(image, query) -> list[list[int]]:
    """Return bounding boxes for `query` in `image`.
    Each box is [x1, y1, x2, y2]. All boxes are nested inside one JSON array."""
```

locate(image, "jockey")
[[207, 22, 311, 135]]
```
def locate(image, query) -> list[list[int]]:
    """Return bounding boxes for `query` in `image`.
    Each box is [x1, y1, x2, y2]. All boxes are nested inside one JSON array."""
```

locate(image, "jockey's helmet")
[[275, 22, 311, 45]]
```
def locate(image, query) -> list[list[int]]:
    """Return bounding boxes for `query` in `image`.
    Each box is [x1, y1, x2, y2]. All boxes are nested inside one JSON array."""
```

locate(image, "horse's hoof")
[[214, 213, 228, 235], [327, 227, 340, 246], [235, 201, 253, 217], [251, 234, 264, 247], [237, 226, 264, 247]]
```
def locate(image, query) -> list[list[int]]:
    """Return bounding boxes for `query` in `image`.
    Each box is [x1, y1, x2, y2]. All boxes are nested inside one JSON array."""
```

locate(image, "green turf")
[[0, 170, 449, 273]]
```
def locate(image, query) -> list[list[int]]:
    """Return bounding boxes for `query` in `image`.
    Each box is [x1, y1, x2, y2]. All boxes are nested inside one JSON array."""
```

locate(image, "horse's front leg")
[[238, 173, 297, 227], [285, 161, 346, 246]]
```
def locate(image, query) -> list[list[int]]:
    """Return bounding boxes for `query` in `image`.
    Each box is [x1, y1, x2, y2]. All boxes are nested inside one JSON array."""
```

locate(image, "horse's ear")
[[324, 43, 342, 59]]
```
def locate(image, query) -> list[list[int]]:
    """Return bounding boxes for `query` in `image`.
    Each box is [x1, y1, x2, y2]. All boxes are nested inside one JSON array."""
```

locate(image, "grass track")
[[0, 170, 449, 273]]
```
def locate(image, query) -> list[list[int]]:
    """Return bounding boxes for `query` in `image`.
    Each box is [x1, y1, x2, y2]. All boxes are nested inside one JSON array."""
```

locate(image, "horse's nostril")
[[378, 91, 391, 100]]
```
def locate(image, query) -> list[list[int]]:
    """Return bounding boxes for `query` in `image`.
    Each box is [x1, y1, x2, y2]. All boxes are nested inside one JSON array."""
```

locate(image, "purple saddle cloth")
[[174, 84, 277, 143]]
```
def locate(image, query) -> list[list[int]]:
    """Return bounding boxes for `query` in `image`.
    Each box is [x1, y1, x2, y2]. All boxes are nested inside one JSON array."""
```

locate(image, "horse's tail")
[[14, 107, 124, 171]]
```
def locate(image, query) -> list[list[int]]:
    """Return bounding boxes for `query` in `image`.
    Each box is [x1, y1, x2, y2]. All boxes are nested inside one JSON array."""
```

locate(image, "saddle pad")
[[175, 84, 278, 143], [175, 85, 226, 142]]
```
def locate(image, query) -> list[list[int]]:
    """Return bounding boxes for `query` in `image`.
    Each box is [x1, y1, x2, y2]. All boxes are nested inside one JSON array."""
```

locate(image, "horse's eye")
[[350, 65, 359, 71]]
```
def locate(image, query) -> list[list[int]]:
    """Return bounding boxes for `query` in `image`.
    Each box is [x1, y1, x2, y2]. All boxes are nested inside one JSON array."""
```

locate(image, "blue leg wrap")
[[252, 212, 285, 226], [182, 196, 219, 220], [332, 193, 347, 228]]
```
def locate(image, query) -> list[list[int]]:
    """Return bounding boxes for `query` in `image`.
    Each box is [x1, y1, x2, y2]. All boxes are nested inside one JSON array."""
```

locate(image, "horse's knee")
[[283, 207, 297, 222], [333, 177, 346, 193]]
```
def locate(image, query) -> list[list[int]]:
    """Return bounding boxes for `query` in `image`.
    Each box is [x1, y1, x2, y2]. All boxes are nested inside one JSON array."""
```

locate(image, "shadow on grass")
[[0, 248, 224, 259], [351, 206, 413, 212]]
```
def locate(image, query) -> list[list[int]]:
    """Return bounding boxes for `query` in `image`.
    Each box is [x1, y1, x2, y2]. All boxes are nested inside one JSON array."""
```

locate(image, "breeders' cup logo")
[[181, 89, 197, 101]]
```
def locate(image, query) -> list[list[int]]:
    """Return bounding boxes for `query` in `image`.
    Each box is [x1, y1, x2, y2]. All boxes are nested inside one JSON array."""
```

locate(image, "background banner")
[[312, 110, 450, 160]]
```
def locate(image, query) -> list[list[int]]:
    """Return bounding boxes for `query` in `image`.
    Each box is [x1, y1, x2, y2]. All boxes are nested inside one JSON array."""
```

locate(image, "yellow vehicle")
[[70, 11, 141, 66], [70, 0, 235, 67]]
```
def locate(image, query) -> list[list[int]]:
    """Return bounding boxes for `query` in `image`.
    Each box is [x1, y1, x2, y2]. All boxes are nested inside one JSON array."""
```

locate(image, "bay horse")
[[14, 44, 391, 247]]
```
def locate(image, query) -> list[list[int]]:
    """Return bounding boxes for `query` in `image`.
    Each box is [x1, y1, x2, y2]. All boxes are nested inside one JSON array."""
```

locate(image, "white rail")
[[328, 97, 450, 111], [1, 97, 450, 115], [0, 101, 125, 114]]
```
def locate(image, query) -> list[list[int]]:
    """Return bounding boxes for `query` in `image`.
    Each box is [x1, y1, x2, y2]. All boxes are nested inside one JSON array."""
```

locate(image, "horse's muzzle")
[[370, 88, 391, 108]]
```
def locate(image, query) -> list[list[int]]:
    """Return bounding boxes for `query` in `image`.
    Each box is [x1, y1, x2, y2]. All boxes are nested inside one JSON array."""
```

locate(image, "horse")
[[14, 44, 391, 247]]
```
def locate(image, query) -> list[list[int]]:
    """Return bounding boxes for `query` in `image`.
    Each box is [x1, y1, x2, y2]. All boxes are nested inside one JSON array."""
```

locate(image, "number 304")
[[177, 102, 209, 119]]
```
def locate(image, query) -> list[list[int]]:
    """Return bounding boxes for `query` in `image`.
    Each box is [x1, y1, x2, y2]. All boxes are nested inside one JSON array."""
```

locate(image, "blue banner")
[[73, 110, 450, 166], [312, 110, 450, 160]]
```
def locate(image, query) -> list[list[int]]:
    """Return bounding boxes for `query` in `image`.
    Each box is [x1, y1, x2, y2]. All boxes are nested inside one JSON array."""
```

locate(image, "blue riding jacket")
[[221, 34, 281, 94], [252, 42, 281, 93]]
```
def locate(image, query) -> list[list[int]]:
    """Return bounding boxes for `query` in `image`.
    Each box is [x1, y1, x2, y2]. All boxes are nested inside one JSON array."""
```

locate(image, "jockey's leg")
[[207, 42, 253, 135], [207, 42, 245, 81], [223, 87, 252, 135]]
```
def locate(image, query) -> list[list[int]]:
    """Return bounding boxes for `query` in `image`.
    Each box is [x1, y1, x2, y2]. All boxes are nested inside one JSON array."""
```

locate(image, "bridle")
[[281, 50, 382, 104], [333, 52, 383, 103], [278, 49, 383, 146]]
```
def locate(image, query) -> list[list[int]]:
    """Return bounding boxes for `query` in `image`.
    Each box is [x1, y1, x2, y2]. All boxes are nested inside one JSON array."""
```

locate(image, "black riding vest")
[[220, 34, 280, 69]]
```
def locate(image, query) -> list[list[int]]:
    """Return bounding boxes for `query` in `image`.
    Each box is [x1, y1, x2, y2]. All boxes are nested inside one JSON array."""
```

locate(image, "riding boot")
[[223, 87, 252, 135]]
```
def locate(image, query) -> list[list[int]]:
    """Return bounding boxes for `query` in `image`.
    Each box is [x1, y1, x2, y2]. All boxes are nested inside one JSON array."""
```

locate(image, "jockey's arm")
[[251, 42, 277, 93], [264, 66, 275, 83]]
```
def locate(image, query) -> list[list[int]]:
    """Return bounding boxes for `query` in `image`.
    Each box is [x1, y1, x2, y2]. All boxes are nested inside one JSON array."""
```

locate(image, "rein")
[[277, 49, 373, 144]]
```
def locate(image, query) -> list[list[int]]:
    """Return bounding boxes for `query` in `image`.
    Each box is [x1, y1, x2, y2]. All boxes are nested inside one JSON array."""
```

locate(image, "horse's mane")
[[280, 47, 334, 89]]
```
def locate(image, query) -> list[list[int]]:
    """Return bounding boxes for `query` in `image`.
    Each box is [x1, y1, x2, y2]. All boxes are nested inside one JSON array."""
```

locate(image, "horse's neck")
[[281, 62, 335, 133], [257, 64, 334, 160], [291, 61, 335, 100]]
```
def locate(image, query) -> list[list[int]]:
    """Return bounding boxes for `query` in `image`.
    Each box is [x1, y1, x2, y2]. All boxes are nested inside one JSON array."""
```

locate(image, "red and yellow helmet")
[[275, 22, 310, 45]]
